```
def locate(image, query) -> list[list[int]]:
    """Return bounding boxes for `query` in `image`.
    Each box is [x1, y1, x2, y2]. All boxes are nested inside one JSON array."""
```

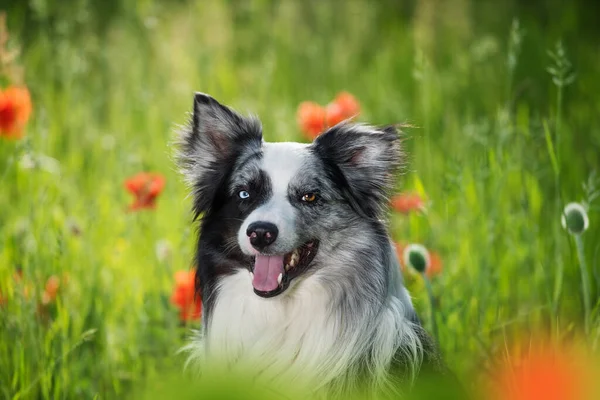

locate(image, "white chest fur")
[[191, 268, 423, 395], [204, 270, 341, 388]]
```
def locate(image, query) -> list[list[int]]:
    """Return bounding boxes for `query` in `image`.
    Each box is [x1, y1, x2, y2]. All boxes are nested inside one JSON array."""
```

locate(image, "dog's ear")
[[176, 93, 262, 218], [311, 123, 402, 219]]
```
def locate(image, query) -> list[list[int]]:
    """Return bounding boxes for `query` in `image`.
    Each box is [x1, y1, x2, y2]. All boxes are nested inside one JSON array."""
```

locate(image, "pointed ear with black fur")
[[176, 93, 262, 217], [311, 123, 402, 219]]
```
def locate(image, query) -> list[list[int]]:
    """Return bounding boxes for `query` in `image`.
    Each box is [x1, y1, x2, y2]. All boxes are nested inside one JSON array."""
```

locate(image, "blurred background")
[[1, 0, 599, 398]]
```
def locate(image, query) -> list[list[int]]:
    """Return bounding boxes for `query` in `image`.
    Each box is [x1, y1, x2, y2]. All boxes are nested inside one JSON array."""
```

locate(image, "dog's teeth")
[[277, 273, 283, 285], [250, 272, 254, 280], [290, 251, 299, 267]]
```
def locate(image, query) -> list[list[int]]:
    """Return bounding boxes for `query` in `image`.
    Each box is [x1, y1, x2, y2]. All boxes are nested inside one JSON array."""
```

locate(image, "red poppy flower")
[[333, 92, 360, 119], [489, 342, 592, 400], [391, 193, 425, 214], [297, 101, 326, 140], [170, 270, 202, 322], [124, 172, 166, 211], [325, 92, 361, 128], [297, 92, 361, 140], [325, 102, 345, 128], [427, 252, 443, 278], [41, 275, 60, 305], [0, 86, 32, 140], [335, 92, 360, 117]]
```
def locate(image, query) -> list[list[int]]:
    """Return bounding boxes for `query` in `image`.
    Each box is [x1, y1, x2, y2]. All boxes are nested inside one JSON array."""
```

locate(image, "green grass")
[[1, 0, 600, 398]]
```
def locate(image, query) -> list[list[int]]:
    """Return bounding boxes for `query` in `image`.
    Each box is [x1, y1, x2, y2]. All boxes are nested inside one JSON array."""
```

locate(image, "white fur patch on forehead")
[[261, 142, 309, 194]]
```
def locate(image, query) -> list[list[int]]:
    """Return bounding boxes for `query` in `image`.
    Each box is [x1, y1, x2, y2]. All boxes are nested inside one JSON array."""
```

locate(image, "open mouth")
[[251, 240, 319, 298]]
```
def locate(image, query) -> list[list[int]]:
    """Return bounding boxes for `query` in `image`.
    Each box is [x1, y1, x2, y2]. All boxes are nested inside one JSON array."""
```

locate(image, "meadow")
[[1, 0, 600, 398]]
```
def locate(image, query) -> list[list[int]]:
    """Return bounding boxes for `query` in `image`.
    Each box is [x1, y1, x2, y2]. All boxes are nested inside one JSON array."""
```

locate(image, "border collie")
[[176, 93, 445, 398]]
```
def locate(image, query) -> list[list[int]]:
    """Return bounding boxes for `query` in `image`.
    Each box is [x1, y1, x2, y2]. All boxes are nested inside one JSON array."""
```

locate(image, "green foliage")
[[1, 0, 599, 398]]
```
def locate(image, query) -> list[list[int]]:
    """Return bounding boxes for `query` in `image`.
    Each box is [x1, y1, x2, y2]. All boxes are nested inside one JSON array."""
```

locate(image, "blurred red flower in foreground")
[[489, 342, 592, 400], [170, 270, 201, 322], [124, 172, 166, 211], [0, 86, 32, 139], [297, 92, 361, 140], [391, 193, 425, 214], [395, 242, 442, 278]]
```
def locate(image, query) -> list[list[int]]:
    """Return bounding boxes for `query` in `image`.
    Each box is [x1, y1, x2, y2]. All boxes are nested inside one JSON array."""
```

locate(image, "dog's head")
[[178, 93, 402, 298]]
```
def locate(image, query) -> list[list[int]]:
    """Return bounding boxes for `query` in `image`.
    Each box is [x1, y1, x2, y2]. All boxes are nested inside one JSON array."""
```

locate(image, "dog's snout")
[[246, 221, 278, 250]]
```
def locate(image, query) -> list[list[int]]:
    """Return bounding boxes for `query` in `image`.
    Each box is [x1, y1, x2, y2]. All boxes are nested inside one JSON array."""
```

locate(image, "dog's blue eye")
[[238, 190, 250, 199]]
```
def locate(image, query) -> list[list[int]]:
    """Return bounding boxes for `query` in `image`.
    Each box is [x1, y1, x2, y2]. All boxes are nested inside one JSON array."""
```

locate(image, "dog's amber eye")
[[301, 193, 317, 203]]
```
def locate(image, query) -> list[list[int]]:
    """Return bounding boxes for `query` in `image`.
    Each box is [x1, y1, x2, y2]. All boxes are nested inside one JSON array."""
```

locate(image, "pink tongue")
[[252, 255, 284, 292]]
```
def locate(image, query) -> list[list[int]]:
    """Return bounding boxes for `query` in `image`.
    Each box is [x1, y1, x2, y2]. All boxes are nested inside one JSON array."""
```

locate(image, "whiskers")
[[222, 236, 241, 256], [223, 217, 246, 223]]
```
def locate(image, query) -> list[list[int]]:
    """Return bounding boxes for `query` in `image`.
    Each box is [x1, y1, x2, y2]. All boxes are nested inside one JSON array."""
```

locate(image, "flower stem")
[[423, 275, 439, 343], [555, 85, 562, 167], [575, 234, 591, 334], [551, 84, 565, 319]]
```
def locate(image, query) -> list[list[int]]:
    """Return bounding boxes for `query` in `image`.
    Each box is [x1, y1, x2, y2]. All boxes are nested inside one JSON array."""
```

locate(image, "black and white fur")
[[176, 93, 443, 398]]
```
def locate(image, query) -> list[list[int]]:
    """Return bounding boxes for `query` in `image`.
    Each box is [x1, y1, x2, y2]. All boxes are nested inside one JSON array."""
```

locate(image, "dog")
[[176, 93, 452, 398]]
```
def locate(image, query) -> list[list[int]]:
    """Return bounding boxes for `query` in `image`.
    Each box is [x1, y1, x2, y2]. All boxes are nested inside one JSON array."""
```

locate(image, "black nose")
[[246, 221, 278, 250]]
